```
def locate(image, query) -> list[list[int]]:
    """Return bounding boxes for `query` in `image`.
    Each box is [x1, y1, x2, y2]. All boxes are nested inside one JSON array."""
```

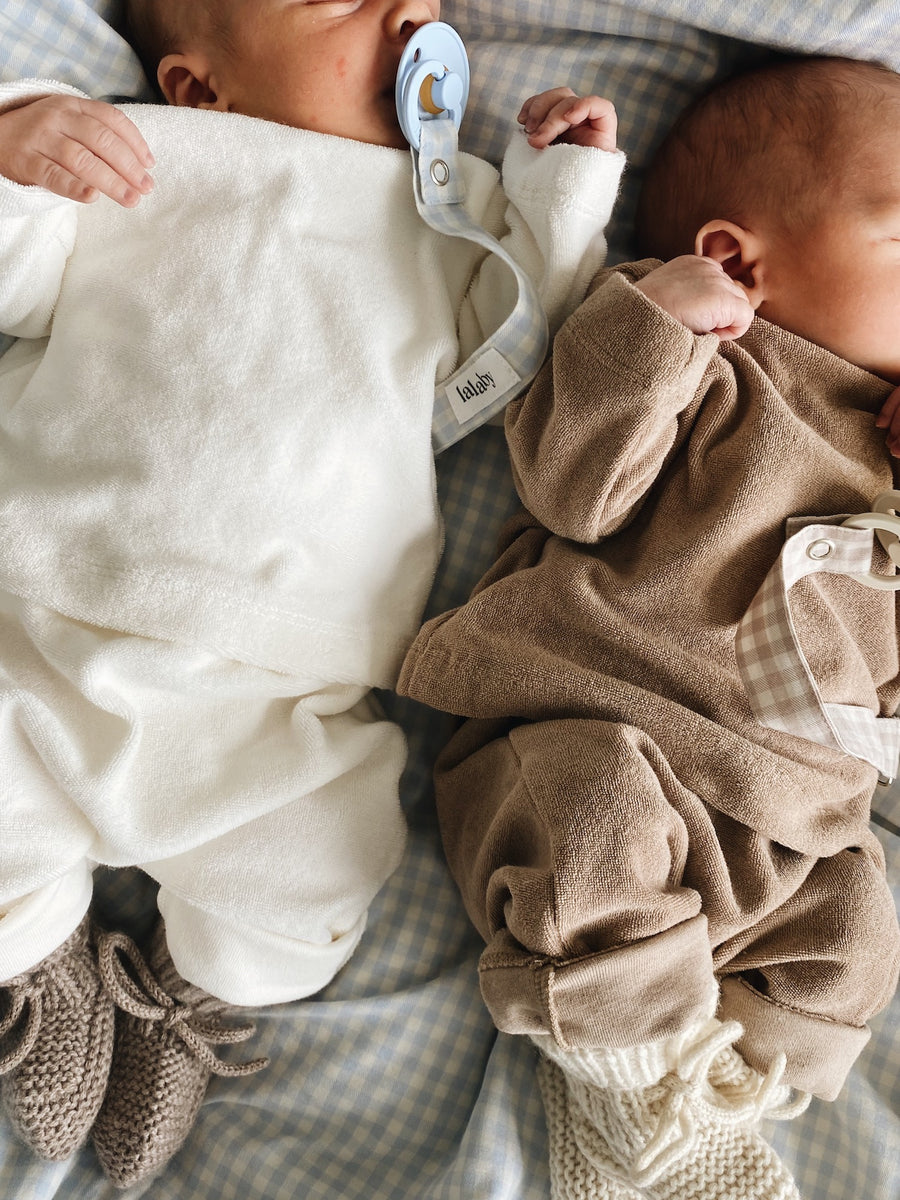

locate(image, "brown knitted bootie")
[[92, 922, 269, 1189], [0, 915, 115, 1160]]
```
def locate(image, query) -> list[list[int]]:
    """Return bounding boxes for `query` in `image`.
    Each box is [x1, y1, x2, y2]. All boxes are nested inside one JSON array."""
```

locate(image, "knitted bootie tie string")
[[0, 930, 100, 1075], [0, 918, 117, 1161], [97, 931, 268, 1077], [602, 1020, 810, 1188]]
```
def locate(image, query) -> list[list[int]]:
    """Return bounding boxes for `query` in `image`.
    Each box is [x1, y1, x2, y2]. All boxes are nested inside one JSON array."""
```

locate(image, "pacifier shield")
[[395, 21, 470, 149]]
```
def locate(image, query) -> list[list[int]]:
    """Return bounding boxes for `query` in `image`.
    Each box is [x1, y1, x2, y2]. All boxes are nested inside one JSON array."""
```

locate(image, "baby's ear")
[[695, 219, 766, 308], [158, 54, 222, 110]]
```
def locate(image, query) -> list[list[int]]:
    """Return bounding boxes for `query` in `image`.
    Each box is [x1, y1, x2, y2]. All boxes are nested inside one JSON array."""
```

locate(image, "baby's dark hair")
[[636, 55, 900, 260], [124, 0, 235, 92]]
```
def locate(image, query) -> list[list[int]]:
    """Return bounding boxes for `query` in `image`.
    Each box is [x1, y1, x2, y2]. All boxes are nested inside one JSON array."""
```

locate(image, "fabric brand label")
[[443, 347, 521, 427]]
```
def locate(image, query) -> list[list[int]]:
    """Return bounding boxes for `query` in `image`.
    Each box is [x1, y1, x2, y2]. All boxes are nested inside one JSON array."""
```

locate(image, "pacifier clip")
[[396, 23, 550, 452], [736, 494, 900, 783]]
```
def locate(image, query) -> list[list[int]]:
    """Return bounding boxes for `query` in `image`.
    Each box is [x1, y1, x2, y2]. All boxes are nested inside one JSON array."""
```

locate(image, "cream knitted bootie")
[[91, 922, 269, 1189], [0, 915, 115, 1160], [536, 1018, 810, 1200], [538, 1052, 645, 1200]]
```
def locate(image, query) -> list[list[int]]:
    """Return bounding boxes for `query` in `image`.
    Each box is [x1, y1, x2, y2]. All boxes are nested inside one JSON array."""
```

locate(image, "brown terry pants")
[[435, 715, 900, 1100]]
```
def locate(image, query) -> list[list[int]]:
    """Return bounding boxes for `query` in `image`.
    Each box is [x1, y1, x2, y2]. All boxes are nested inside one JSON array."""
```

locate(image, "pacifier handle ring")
[[405, 60, 455, 119], [871, 491, 900, 563], [842, 509, 900, 589]]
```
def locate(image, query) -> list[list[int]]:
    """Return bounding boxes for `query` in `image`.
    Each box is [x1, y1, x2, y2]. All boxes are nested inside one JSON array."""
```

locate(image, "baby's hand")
[[0, 94, 154, 207], [636, 255, 755, 341], [518, 88, 617, 152], [875, 386, 900, 457]]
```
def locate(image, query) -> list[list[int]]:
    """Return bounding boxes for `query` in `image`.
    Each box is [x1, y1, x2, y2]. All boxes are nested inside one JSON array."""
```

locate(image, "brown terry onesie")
[[398, 262, 900, 1101]]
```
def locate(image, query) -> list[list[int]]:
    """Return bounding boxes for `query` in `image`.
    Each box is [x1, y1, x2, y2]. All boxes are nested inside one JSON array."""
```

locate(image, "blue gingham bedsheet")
[[0, 3, 898, 1197]]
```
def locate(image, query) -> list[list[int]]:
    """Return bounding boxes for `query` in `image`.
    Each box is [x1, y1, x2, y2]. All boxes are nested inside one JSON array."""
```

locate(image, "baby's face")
[[758, 111, 900, 383], [210, 0, 441, 148]]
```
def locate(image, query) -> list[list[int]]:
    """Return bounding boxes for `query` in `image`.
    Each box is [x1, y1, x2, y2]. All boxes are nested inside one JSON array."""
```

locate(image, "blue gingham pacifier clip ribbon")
[[396, 22, 550, 452]]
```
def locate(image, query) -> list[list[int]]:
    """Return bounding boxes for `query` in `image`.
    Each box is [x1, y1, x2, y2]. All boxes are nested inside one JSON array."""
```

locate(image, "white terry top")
[[0, 83, 624, 686]]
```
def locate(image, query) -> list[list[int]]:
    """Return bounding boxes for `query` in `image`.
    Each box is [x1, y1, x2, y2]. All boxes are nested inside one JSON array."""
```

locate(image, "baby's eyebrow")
[[860, 187, 900, 215]]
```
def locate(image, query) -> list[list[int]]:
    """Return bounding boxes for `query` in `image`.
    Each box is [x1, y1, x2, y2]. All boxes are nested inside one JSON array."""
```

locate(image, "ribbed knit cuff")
[[531, 989, 718, 1090]]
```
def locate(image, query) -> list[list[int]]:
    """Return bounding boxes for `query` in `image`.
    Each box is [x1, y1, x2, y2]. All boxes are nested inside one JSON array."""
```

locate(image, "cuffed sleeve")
[[0, 79, 83, 338], [505, 266, 721, 541]]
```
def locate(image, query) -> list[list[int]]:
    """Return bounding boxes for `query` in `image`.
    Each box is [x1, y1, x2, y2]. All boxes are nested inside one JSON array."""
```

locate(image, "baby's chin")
[[368, 94, 410, 149], [217, 96, 408, 148], [378, 125, 412, 150], [314, 99, 408, 149]]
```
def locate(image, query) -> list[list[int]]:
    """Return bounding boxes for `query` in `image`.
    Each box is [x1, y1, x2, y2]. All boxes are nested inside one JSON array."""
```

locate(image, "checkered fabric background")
[[1, 3, 898, 1198], [737, 522, 900, 782]]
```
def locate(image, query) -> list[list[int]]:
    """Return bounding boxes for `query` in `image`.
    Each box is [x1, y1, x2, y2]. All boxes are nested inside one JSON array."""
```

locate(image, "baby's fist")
[[636, 256, 755, 340], [518, 89, 617, 152]]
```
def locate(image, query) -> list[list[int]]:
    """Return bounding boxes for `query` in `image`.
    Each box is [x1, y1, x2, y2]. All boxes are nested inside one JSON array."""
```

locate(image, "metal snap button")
[[806, 539, 834, 560], [430, 158, 450, 186]]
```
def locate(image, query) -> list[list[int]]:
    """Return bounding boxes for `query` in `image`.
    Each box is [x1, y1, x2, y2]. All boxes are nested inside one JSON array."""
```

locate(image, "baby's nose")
[[385, 0, 435, 42]]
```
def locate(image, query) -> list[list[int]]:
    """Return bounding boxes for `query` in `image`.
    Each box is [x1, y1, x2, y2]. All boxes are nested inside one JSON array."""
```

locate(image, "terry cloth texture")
[[0, 77, 622, 1004], [0, 596, 407, 1005], [398, 262, 900, 1101], [0, 79, 623, 688]]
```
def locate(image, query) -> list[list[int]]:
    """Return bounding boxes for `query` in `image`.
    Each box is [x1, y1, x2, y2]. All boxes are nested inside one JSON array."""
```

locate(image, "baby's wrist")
[[634, 275, 685, 325]]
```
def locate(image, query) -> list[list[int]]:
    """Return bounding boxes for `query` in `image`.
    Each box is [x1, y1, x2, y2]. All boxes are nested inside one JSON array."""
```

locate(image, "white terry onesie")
[[0, 80, 624, 1005]]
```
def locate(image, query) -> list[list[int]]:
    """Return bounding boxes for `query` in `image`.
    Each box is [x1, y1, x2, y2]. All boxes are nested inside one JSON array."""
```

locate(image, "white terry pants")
[[0, 594, 407, 1005]]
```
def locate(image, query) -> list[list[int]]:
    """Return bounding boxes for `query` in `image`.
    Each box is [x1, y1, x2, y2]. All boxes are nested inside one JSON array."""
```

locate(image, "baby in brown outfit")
[[399, 55, 900, 1200]]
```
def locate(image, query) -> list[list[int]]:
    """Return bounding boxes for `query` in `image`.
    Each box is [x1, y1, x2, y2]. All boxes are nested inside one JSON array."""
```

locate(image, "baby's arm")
[[505, 266, 724, 541], [456, 89, 625, 369], [0, 88, 155, 337], [0, 93, 153, 207], [635, 255, 755, 340]]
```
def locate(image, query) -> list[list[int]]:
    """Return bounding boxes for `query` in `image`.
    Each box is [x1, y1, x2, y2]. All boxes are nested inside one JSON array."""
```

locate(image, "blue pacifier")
[[395, 21, 470, 150]]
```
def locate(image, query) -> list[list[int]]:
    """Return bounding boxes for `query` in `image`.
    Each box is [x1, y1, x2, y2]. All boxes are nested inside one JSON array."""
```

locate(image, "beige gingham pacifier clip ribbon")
[[735, 493, 900, 783]]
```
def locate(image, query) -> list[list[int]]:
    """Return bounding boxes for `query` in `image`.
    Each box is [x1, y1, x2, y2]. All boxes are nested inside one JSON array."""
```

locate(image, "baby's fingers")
[[523, 95, 583, 149], [553, 95, 617, 150], [519, 89, 617, 150], [518, 88, 576, 132], [518, 88, 584, 148], [876, 384, 900, 429], [876, 385, 900, 457], [51, 102, 154, 206], [1, 96, 154, 206]]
